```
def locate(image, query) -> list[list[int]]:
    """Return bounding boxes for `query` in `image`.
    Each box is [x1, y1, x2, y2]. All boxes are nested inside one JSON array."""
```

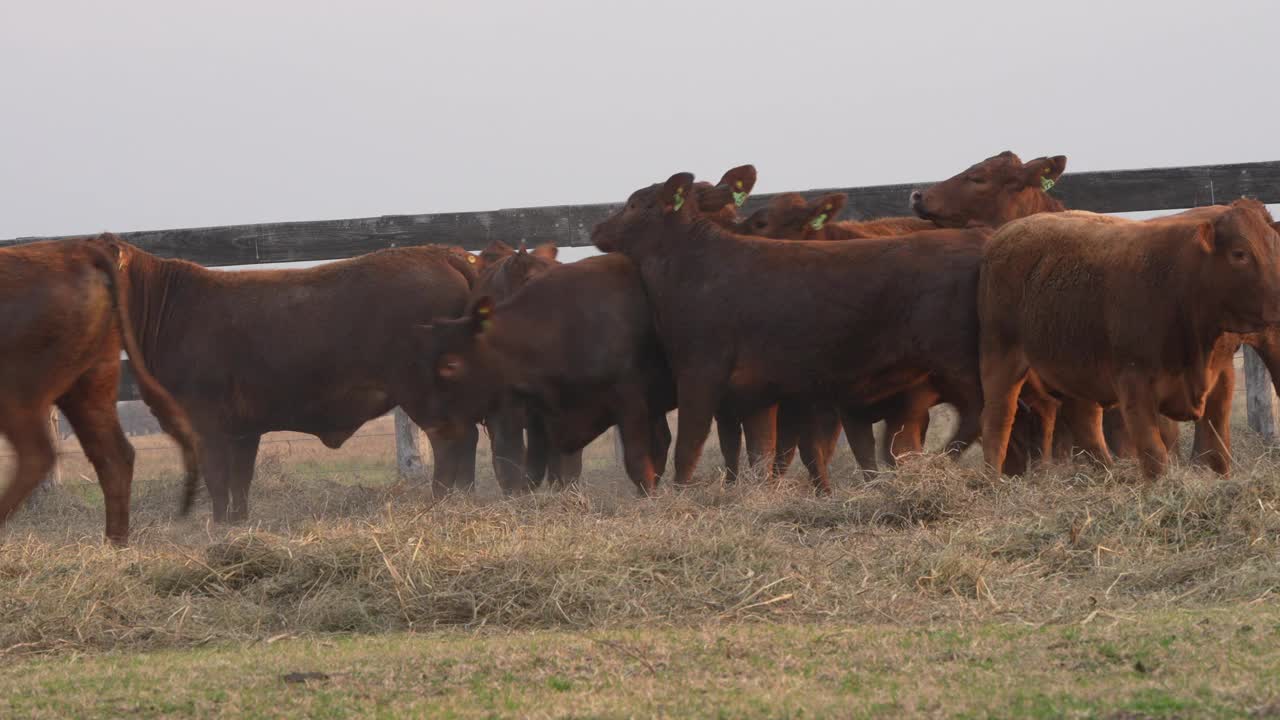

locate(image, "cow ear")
[[532, 242, 558, 261], [469, 297, 496, 334], [806, 193, 848, 231], [516, 241, 529, 255], [718, 164, 757, 208], [1194, 221, 1215, 254], [1022, 155, 1067, 191], [660, 172, 696, 214]]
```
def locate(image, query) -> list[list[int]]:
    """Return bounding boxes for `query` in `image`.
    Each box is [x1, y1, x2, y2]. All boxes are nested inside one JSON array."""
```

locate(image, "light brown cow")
[[979, 200, 1280, 478], [0, 234, 201, 545]]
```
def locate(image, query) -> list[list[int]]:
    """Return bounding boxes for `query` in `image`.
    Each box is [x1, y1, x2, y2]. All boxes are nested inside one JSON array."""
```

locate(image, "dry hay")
[[1, 434, 1279, 658]]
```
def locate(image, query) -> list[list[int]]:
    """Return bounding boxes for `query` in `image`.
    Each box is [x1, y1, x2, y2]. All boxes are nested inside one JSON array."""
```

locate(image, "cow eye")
[[1230, 248, 1249, 263], [968, 176, 987, 184]]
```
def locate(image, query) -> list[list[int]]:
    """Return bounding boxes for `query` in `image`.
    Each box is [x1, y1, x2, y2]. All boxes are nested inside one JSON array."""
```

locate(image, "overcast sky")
[[2, 0, 1278, 242]]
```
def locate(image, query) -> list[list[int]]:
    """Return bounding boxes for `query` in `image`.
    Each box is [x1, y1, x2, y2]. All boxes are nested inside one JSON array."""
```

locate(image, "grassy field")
[[2, 399, 1279, 717]]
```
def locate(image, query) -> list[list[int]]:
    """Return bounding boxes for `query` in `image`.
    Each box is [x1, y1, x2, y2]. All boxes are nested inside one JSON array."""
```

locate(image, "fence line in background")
[[5, 160, 1279, 479]]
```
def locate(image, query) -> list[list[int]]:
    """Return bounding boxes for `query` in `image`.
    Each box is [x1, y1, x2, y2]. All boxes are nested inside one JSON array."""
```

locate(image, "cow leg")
[[0, 408, 58, 533], [742, 405, 778, 481], [547, 448, 583, 490], [525, 412, 553, 491], [979, 350, 1034, 476], [58, 383, 136, 546], [201, 431, 233, 524], [673, 377, 722, 487], [488, 404, 530, 494], [432, 423, 478, 494], [883, 390, 934, 465], [426, 430, 455, 497], [1116, 384, 1168, 480], [1190, 366, 1233, 476], [714, 406, 743, 482], [773, 401, 802, 478], [227, 434, 260, 523], [650, 413, 672, 485], [615, 385, 657, 494], [814, 405, 842, 470], [1101, 408, 1134, 458], [839, 410, 878, 481], [796, 415, 832, 494], [1060, 400, 1111, 467]]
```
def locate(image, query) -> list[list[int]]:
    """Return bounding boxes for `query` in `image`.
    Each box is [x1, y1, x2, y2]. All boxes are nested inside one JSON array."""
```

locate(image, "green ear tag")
[[1041, 177, 1056, 192], [732, 191, 747, 207], [809, 213, 828, 230], [673, 188, 685, 212], [480, 318, 493, 333]]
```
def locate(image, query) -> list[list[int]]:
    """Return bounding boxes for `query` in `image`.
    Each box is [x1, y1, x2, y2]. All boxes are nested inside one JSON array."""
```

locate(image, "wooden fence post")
[[1245, 346, 1279, 443], [393, 408, 427, 481]]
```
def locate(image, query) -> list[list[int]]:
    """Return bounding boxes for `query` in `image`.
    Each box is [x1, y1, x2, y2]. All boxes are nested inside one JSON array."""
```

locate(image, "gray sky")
[[2, 0, 1278, 242]]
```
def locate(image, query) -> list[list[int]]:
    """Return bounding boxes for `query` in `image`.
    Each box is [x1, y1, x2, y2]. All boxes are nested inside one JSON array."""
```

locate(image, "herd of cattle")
[[3, 151, 1279, 546]]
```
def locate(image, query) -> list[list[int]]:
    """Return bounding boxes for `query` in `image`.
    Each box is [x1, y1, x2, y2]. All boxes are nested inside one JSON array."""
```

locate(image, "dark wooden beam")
[[8, 160, 1278, 267]]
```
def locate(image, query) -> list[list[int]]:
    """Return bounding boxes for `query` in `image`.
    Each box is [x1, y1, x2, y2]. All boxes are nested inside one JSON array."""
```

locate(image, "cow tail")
[[87, 236, 202, 516]]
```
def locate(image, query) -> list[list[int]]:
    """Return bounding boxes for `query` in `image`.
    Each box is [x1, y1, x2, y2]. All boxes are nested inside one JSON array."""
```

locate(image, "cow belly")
[[279, 387, 393, 440]]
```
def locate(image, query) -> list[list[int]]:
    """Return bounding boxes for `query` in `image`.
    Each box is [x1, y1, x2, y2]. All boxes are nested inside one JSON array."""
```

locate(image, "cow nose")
[[909, 190, 924, 209]]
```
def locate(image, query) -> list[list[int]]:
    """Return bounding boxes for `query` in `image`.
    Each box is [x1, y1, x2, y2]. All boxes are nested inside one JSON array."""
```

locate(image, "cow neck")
[[1001, 188, 1067, 226], [482, 310, 542, 389], [124, 249, 185, 365], [1165, 229, 1227, 374]]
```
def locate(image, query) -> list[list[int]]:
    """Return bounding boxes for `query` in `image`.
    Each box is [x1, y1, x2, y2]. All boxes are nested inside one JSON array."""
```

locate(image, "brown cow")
[[911, 151, 1067, 229], [415, 253, 675, 494], [472, 242, 584, 493], [592, 171, 991, 491], [100, 238, 480, 521], [477, 240, 517, 272], [684, 166, 787, 483], [741, 192, 935, 240], [737, 192, 949, 473], [0, 234, 201, 545], [979, 201, 1280, 478], [912, 151, 1280, 473]]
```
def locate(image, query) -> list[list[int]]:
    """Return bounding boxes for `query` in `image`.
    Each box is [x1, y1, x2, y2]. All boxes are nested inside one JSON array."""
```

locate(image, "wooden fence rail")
[[6, 159, 1280, 478]]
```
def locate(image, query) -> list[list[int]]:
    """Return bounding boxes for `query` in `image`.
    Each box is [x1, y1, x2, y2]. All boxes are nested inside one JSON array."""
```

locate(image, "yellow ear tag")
[[467, 255, 477, 263], [734, 180, 743, 189], [672, 187, 685, 212]]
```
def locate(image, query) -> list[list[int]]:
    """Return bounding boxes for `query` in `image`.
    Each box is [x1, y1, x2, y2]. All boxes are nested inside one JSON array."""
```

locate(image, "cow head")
[[1199, 199, 1280, 332], [691, 165, 758, 229], [477, 240, 517, 272], [592, 172, 697, 254], [412, 297, 506, 439], [738, 193, 848, 239], [910, 151, 1067, 228]]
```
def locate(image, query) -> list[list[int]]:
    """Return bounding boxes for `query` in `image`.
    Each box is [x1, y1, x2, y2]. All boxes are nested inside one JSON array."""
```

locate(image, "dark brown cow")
[[472, 242, 584, 493], [979, 201, 1280, 478], [684, 167, 786, 483], [738, 192, 947, 473], [592, 171, 991, 491], [101, 238, 480, 521], [415, 254, 675, 494], [0, 234, 201, 545]]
